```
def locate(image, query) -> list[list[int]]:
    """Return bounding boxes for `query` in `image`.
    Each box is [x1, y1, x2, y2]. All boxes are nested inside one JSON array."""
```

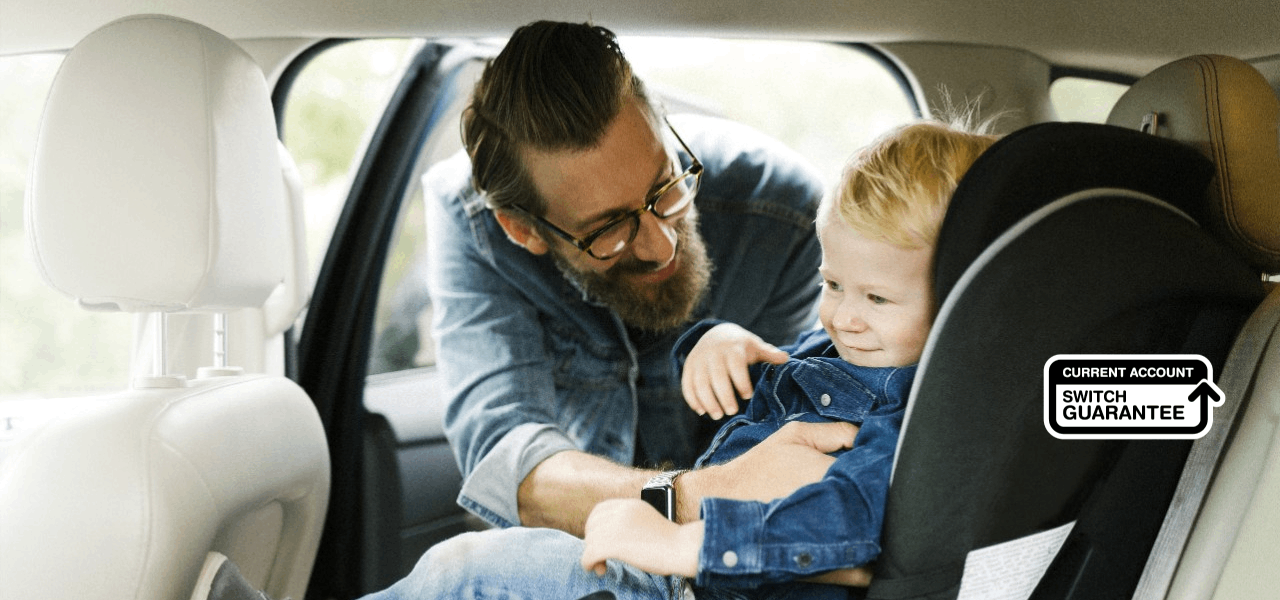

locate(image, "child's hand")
[[581, 498, 702, 578], [681, 323, 789, 419]]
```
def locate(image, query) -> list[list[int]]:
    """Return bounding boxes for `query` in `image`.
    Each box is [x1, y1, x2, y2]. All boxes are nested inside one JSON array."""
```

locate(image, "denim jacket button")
[[722, 550, 739, 568], [820, 393, 832, 407], [795, 552, 813, 568]]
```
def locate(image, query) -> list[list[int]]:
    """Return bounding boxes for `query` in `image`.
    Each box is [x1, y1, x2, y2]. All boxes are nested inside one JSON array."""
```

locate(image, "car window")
[[1050, 76, 1130, 123], [321, 38, 918, 377], [280, 39, 425, 286], [623, 39, 917, 185], [1, 53, 136, 412]]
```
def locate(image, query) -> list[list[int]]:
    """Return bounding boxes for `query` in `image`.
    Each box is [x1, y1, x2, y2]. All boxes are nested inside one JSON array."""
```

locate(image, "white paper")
[[956, 520, 1076, 600]]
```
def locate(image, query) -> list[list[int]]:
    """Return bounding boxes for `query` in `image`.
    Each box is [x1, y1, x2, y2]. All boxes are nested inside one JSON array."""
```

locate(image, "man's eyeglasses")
[[513, 119, 703, 261]]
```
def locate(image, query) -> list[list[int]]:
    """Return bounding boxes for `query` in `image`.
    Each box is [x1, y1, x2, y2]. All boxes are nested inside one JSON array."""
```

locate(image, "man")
[[189, 20, 870, 600], [427, 20, 842, 537]]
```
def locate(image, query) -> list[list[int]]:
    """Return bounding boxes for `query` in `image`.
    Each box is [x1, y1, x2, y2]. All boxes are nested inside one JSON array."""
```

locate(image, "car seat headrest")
[[933, 122, 1215, 303], [261, 142, 310, 336], [25, 14, 288, 313], [1107, 54, 1280, 275]]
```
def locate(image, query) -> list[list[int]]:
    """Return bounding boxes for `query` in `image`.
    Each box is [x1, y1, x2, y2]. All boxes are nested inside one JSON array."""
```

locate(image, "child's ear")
[[494, 209, 550, 255]]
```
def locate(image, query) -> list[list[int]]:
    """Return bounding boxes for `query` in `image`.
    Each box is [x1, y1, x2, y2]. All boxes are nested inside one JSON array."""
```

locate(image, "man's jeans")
[[355, 527, 836, 600]]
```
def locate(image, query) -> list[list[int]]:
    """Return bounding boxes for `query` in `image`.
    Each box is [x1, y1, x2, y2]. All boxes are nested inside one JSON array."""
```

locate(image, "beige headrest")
[[1108, 55, 1280, 274]]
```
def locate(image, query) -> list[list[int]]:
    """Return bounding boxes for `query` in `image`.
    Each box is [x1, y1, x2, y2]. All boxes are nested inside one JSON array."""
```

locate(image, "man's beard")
[[551, 215, 712, 332]]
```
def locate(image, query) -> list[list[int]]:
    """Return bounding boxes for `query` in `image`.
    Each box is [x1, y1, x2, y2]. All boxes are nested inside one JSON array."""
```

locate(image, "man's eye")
[[868, 294, 888, 305]]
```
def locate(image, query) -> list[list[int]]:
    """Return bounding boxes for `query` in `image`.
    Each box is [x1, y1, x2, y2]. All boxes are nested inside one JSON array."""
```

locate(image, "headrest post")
[[213, 313, 228, 369], [133, 312, 186, 389], [152, 311, 168, 378], [196, 313, 245, 379], [1140, 112, 1162, 136]]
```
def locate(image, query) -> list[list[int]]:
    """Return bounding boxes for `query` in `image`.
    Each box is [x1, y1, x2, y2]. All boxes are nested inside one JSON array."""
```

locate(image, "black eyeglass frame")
[[512, 119, 703, 261]]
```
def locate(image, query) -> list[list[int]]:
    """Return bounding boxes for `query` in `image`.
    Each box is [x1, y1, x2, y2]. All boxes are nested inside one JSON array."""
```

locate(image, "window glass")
[[1050, 76, 1129, 123], [280, 39, 423, 284], [368, 52, 486, 376], [623, 39, 916, 186], [0, 53, 135, 409]]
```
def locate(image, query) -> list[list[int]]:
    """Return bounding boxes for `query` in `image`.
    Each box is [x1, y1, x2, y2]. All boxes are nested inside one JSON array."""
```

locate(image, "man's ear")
[[494, 209, 550, 255]]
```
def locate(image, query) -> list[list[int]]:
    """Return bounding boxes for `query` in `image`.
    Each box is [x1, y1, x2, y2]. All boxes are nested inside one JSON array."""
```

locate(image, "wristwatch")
[[641, 469, 687, 521]]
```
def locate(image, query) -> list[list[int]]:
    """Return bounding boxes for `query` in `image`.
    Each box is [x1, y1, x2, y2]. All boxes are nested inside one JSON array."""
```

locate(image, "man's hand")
[[581, 499, 703, 578], [681, 323, 789, 420], [676, 421, 858, 522]]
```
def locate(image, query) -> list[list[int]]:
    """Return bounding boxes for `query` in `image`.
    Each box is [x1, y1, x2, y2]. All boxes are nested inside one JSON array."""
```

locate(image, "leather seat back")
[[1, 15, 329, 600]]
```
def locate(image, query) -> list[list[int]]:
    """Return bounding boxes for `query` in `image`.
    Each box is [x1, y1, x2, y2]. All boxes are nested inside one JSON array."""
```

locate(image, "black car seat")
[[864, 57, 1278, 600]]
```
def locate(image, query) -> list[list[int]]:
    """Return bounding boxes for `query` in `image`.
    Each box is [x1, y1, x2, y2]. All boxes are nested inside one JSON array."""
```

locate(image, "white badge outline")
[[1043, 354, 1224, 440]]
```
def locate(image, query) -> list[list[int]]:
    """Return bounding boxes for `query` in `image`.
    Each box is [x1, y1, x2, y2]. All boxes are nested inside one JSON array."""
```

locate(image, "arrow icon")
[[1188, 379, 1224, 406]]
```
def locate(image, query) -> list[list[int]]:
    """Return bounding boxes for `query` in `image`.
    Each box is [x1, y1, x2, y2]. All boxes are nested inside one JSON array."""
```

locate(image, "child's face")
[[817, 215, 934, 368]]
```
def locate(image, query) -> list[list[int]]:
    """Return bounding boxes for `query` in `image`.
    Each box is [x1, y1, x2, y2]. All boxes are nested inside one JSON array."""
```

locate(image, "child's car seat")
[[864, 63, 1276, 598]]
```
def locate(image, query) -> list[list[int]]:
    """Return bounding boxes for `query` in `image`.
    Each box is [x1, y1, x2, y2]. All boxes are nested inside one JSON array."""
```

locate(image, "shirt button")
[[722, 550, 739, 568], [820, 393, 832, 407], [796, 552, 813, 568]]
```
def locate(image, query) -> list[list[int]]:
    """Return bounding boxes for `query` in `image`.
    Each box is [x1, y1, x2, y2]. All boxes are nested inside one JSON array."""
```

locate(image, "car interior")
[[0, 2, 1277, 600]]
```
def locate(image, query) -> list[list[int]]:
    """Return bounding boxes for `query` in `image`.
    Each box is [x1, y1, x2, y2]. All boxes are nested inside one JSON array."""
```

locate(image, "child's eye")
[[823, 279, 843, 292], [868, 294, 889, 305]]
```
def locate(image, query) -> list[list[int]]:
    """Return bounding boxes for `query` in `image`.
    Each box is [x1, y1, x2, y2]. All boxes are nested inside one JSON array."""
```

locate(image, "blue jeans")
[[355, 528, 848, 600], [356, 528, 686, 600]]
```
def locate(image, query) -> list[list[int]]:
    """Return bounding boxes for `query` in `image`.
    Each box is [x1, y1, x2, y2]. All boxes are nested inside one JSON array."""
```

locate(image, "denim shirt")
[[673, 322, 916, 589], [425, 114, 826, 529]]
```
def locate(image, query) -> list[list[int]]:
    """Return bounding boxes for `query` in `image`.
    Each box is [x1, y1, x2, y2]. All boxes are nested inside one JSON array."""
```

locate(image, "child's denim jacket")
[[673, 320, 916, 589]]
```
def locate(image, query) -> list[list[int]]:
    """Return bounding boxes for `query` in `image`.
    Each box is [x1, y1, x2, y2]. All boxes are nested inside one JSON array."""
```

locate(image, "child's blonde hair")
[[825, 120, 999, 248]]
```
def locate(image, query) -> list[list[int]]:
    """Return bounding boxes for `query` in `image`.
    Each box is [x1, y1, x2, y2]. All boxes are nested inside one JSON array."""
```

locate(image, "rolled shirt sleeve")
[[455, 423, 576, 528]]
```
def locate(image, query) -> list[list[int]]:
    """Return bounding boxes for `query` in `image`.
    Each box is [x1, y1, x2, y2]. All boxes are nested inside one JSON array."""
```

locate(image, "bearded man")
[[428, 20, 837, 537]]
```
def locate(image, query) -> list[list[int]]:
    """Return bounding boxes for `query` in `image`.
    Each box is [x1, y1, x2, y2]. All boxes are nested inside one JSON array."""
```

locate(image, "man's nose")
[[629, 210, 677, 265]]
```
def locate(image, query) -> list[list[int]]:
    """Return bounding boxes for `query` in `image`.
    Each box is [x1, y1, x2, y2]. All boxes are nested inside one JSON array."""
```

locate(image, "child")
[[193, 119, 997, 600], [578, 120, 998, 597]]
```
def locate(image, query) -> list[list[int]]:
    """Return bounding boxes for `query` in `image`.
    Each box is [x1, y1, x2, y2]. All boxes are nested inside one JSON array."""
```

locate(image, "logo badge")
[[1044, 355, 1224, 440]]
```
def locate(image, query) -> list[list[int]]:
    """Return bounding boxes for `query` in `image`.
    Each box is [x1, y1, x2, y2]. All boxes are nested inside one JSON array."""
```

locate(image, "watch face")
[[641, 485, 676, 521]]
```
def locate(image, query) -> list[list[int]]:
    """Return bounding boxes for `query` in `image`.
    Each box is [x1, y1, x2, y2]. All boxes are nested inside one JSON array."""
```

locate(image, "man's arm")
[[517, 420, 859, 537], [575, 422, 861, 571], [517, 450, 650, 538]]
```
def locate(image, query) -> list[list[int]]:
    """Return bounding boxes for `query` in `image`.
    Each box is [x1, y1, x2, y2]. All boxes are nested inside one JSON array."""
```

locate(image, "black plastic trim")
[[1050, 65, 1139, 86], [845, 42, 926, 119]]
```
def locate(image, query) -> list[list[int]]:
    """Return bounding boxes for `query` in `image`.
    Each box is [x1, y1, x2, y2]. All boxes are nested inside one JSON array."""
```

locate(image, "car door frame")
[[274, 39, 491, 600]]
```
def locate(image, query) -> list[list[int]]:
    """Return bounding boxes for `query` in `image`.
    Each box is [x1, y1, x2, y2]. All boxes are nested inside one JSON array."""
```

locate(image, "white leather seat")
[[1, 14, 329, 600]]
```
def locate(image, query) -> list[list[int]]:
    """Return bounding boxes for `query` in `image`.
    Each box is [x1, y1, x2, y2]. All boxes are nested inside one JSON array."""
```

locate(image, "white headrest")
[[262, 143, 310, 335], [26, 14, 287, 313]]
